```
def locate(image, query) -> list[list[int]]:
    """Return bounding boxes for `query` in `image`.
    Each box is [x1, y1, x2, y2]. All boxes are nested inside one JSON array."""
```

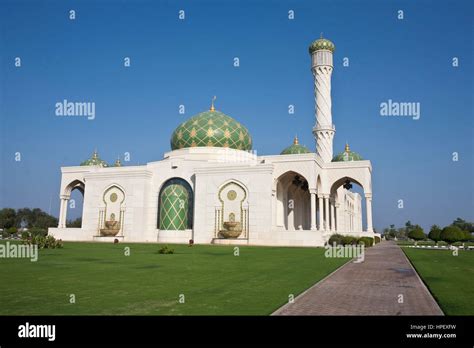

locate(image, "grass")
[[403, 248, 474, 315], [397, 240, 474, 247], [0, 241, 349, 315]]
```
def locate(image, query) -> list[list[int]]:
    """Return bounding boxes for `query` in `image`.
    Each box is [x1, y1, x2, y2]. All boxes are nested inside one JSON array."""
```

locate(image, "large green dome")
[[281, 136, 311, 155], [309, 37, 335, 54], [170, 109, 252, 151], [332, 144, 363, 162]]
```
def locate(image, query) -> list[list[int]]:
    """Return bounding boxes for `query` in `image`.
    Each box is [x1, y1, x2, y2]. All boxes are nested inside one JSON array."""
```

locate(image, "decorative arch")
[[63, 179, 85, 197], [157, 178, 194, 230], [99, 184, 126, 236], [215, 180, 249, 238], [330, 176, 365, 194]]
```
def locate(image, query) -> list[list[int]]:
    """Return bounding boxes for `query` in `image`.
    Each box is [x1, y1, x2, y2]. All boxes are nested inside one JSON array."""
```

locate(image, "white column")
[[324, 196, 329, 231], [58, 196, 68, 228], [318, 196, 323, 231], [366, 194, 373, 232], [310, 191, 317, 230], [57, 198, 63, 228], [329, 200, 333, 232], [333, 203, 338, 232]]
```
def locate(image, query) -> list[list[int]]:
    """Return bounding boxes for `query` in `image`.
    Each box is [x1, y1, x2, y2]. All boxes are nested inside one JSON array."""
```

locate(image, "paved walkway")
[[273, 241, 443, 315]]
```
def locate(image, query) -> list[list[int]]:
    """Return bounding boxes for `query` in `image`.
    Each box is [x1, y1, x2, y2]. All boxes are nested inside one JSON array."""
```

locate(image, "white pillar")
[[329, 200, 333, 232], [366, 194, 373, 232], [57, 199, 63, 228], [318, 196, 323, 231], [310, 191, 317, 230], [324, 196, 329, 231], [58, 196, 68, 228], [333, 203, 338, 232]]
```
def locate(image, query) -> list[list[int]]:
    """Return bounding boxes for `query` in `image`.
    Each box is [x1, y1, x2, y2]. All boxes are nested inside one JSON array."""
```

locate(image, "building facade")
[[49, 37, 377, 246]]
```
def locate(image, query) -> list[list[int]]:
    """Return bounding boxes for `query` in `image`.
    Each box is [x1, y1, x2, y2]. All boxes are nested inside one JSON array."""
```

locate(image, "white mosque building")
[[49, 37, 376, 246]]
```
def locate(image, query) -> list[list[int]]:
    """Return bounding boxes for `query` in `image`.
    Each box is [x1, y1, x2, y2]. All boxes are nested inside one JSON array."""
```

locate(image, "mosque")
[[49, 37, 376, 246]]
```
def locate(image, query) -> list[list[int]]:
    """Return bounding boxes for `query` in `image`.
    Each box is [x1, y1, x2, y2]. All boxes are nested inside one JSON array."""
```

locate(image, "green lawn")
[[403, 248, 474, 315], [0, 241, 349, 315]]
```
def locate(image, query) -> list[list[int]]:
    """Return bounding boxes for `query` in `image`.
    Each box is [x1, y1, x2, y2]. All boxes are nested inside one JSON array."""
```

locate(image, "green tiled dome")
[[309, 37, 335, 54], [170, 109, 252, 151], [80, 150, 108, 167], [332, 143, 363, 162], [281, 136, 311, 155]]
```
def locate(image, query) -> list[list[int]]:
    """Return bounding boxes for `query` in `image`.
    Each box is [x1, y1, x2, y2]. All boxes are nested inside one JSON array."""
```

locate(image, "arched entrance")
[[329, 176, 370, 233], [157, 178, 194, 230], [275, 171, 311, 230], [58, 179, 85, 228]]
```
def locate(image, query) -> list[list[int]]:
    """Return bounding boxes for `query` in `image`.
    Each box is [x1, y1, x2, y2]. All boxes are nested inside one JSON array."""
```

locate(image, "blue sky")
[[1, 0, 473, 231]]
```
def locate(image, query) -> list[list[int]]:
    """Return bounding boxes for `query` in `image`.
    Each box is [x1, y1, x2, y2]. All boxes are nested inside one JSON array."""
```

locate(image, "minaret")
[[309, 34, 336, 163]]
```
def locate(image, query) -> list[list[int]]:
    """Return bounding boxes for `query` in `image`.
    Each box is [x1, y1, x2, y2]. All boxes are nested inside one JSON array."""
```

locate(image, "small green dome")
[[332, 143, 363, 162], [170, 108, 252, 151], [80, 150, 109, 167], [281, 136, 311, 155], [309, 36, 335, 54]]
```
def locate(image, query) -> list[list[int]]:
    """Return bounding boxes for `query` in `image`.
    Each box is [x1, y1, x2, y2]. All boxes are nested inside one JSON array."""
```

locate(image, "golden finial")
[[93, 148, 98, 158], [293, 135, 299, 145], [210, 96, 216, 112], [345, 142, 350, 152], [114, 157, 122, 167]]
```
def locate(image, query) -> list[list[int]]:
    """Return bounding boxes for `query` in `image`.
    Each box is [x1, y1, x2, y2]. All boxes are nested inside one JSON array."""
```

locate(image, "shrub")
[[328, 234, 344, 246], [7, 227, 18, 235], [23, 234, 63, 249], [440, 226, 464, 244], [158, 245, 174, 254], [21, 231, 30, 239], [358, 237, 374, 247], [29, 228, 47, 237], [341, 236, 358, 245], [428, 225, 442, 242], [374, 236, 381, 244], [1, 230, 9, 239]]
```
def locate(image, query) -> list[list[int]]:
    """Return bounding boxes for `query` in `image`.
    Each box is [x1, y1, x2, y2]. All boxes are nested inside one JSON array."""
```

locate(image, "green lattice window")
[[157, 178, 193, 230]]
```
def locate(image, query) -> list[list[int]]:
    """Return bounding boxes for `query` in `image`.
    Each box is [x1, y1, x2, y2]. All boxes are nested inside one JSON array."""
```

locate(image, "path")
[[273, 241, 443, 315]]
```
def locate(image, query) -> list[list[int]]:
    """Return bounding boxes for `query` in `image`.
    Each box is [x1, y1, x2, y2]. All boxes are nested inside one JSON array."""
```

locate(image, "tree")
[[67, 217, 82, 228], [461, 230, 472, 242], [451, 218, 474, 233], [397, 227, 407, 239], [16, 207, 57, 229], [440, 226, 464, 244], [428, 225, 442, 242], [0, 208, 16, 229], [408, 225, 425, 243]]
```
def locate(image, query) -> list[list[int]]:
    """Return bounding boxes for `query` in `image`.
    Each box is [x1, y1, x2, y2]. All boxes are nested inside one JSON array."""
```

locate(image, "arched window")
[[157, 178, 193, 230]]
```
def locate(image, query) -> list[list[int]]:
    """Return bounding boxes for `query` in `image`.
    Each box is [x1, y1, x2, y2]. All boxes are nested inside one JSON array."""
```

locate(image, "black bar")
[[0, 316, 472, 346]]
